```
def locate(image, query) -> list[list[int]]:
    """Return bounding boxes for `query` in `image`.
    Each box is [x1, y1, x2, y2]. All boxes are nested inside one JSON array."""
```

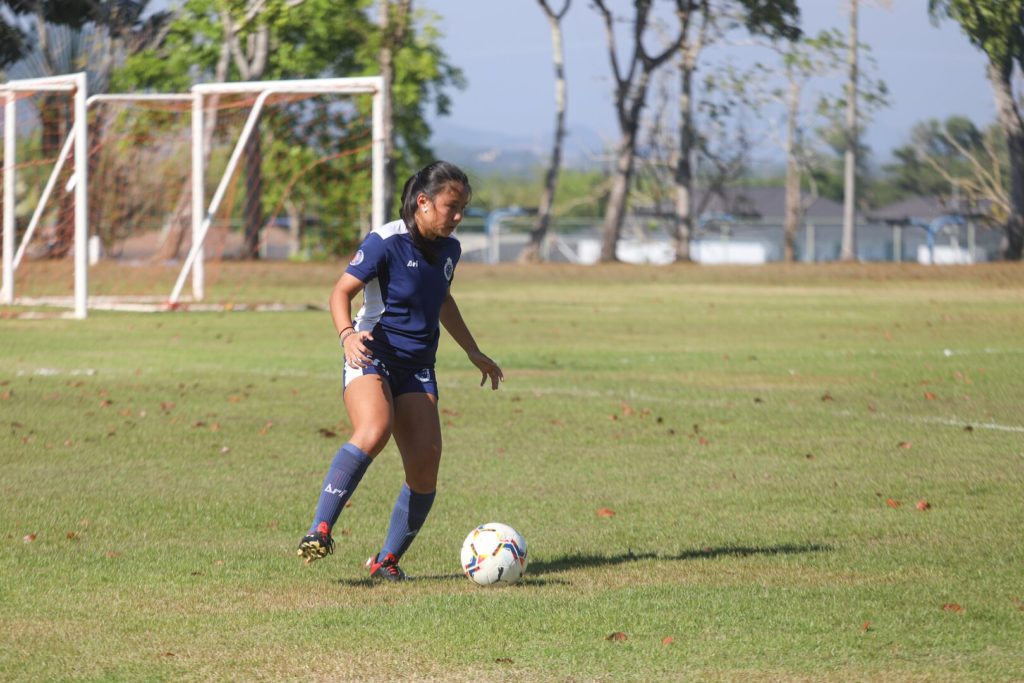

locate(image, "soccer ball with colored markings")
[[460, 523, 528, 586]]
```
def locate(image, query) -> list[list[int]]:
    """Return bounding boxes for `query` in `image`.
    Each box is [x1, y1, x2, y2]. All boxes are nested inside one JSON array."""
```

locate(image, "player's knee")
[[406, 471, 438, 493], [352, 425, 392, 457]]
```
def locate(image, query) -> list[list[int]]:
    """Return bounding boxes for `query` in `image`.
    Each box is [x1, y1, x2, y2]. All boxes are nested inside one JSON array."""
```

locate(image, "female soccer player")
[[298, 161, 504, 581]]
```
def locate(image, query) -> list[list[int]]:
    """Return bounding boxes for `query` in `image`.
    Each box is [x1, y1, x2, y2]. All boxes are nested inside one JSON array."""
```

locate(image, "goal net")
[[2, 75, 384, 317], [1, 73, 88, 317]]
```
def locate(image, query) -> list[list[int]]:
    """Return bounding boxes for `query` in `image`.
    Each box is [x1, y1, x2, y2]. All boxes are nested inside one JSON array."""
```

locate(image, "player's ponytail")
[[400, 161, 471, 265]]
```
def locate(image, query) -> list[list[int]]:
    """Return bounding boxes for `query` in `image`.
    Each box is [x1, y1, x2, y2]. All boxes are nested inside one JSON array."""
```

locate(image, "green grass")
[[2, 261, 1023, 682]]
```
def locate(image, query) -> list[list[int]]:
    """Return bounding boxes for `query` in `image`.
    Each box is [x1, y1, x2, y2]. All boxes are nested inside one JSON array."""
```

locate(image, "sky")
[[417, 0, 998, 165]]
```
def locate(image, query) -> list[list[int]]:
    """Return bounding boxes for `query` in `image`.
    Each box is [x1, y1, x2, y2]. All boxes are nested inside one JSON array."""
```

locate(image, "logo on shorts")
[[415, 368, 432, 383], [350, 249, 365, 266], [444, 257, 454, 281]]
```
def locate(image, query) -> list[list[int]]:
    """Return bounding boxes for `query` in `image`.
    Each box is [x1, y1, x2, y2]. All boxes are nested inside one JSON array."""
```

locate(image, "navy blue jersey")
[[346, 219, 461, 367]]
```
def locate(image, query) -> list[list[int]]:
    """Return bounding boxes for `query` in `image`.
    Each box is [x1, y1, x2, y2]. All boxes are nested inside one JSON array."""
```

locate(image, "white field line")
[[9, 366, 1023, 435], [838, 409, 1024, 434]]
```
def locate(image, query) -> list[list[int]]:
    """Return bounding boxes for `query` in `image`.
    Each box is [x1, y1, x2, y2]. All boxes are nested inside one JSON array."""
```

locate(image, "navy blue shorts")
[[343, 358, 438, 398]]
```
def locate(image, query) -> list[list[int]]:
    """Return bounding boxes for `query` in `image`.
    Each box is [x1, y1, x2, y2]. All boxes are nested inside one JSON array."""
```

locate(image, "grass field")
[[2, 261, 1023, 682]]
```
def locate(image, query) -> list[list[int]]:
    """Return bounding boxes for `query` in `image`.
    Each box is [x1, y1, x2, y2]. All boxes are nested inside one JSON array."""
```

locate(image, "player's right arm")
[[330, 273, 373, 368]]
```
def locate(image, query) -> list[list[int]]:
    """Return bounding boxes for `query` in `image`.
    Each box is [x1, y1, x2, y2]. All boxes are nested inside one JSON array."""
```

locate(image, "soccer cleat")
[[366, 552, 407, 582], [297, 522, 334, 565]]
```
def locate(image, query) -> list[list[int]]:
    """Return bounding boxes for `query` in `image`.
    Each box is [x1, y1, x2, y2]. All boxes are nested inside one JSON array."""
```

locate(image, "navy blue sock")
[[378, 484, 436, 561], [308, 443, 372, 535]]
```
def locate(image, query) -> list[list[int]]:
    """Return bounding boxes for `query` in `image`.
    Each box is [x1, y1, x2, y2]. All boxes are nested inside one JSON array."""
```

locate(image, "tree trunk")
[[593, 0, 687, 263], [988, 60, 1024, 260], [520, 1, 568, 264], [228, 14, 269, 259], [242, 121, 263, 259], [673, 50, 696, 263], [286, 197, 303, 257], [783, 78, 802, 263], [600, 128, 638, 262], [840, 0, 858, 262]]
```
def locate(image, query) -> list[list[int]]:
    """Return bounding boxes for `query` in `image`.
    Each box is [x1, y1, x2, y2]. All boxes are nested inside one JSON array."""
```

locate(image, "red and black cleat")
[[366, 552, 407, 582], [297, 521, 335, 565]]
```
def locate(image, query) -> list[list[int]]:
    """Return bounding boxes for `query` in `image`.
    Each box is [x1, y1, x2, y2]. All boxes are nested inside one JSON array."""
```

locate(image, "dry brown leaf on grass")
[[943, 603, 964, 613], [916, 500, 931, 511], [606, 632, 628, 642], [596, 507, 616, 518], [886, 498, 901, 509]]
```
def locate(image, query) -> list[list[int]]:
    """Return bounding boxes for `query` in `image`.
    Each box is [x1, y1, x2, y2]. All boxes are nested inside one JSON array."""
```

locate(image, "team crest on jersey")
[[444, 256, 454, 281], [350, 249, 365, 266]]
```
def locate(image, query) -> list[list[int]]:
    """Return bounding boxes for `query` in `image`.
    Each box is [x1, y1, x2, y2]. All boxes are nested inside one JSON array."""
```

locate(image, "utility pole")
[[841, 0, 858, 261]]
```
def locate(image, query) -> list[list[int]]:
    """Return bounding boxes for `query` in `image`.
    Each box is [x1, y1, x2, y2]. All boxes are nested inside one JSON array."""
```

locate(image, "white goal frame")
[[171, 76, 386, 307], [1, 75, 384, 318], [1, 73, 89, 318]]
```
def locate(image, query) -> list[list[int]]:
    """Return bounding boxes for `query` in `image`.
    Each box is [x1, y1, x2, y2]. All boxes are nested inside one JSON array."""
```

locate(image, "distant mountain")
[[428, 119, 609, 176]]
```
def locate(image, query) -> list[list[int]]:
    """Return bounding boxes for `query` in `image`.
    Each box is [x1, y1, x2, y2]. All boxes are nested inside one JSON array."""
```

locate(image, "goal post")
[[1, 72, 88, 318], [171, 76, 386, 307], [2, 74, 384, 317]]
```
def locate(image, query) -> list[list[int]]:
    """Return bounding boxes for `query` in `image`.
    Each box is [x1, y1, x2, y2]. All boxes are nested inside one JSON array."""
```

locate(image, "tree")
[[377, 0, 413, 222], [671, 0, 708, 263], [887, 116, 1010, 219], [592, 0, 689, 262], [117, 0, 462, 258], [519, 0, 570, 264], [929, 0, 1024, 259], [840, 0, 858, 261], [369, 6, 465, 218], [672, 0, 799, 262], [759, 28, 885, 261], [2, 1, 171, 257]]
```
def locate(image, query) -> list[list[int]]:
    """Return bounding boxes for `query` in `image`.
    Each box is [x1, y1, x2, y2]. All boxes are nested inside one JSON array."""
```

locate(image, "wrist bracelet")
[[338, 326, 354, 337], [339, 329, 356, 347]]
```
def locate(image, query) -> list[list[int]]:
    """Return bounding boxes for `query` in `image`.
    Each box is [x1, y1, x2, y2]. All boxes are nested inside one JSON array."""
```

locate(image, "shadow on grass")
[[336, 573, 571, 587], [528, 542, 832, 576], [333, 543, 828, 587]]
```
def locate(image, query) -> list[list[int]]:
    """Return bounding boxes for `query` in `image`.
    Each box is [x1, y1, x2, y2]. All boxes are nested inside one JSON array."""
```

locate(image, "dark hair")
[[400, 161, 471, 264]]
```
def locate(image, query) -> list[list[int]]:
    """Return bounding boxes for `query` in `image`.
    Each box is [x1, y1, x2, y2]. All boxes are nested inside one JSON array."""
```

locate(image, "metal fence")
[[456, 214, 1004, 265]]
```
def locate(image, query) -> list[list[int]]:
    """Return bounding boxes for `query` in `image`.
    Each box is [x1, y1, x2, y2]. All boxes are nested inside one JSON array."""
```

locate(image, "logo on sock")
[[324, 483, 348, 498]]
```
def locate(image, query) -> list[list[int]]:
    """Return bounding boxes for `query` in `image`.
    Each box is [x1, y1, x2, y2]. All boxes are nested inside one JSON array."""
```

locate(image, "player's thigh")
[[343, 374, 394, 456], [392, 392, 442, 486]]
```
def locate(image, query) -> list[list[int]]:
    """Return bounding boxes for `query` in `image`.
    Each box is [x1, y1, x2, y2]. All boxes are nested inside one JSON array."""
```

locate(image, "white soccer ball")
[[460, 522, 528, 586]]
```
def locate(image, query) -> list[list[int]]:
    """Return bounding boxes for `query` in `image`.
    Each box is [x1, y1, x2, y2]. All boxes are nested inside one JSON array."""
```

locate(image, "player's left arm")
[[440, 291, 504, 390]]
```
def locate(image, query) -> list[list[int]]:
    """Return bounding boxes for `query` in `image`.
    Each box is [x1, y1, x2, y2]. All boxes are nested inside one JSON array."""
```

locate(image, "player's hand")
[[468, 350, 503, 390], [343, 331, 374, 368]]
